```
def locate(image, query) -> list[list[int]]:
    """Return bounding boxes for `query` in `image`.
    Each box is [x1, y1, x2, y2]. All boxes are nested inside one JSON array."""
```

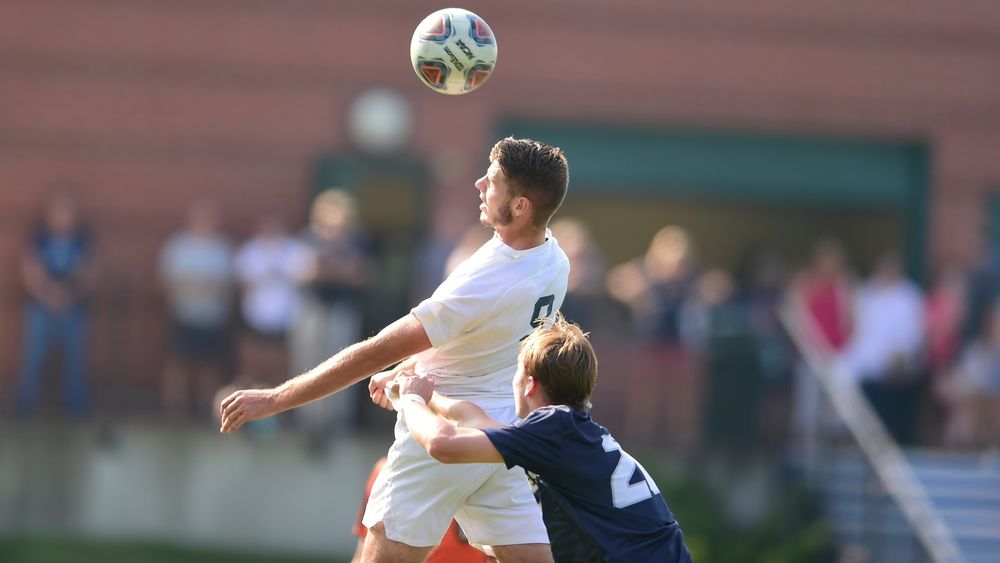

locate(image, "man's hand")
[[219, 388, 279, 433], [398, 375, 435, 405], [368, 369, 400, 411], [369, 364, 424, 411]]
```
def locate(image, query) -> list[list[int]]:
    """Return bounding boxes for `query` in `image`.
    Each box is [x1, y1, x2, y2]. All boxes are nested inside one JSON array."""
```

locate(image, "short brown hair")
[[519, 313, 597, 411], [490, 137, 569, 228]]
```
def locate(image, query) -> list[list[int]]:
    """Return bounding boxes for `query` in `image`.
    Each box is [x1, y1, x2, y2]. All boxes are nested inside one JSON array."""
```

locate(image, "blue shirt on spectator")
[[32, 227, 89, 282]]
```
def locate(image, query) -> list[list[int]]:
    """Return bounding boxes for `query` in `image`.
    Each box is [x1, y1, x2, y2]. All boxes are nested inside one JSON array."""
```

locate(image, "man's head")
[[186, 200, 221, 236], [309, 189, 357, 239], [475, 138, 569, 231], [44, 188, 81, 235], [513, 313, 597, 418]]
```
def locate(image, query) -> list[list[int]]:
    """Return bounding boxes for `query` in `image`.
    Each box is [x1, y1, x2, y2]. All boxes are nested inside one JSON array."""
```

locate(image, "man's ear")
[[512, 196, 531, 219], [524, 376, 539, 398]]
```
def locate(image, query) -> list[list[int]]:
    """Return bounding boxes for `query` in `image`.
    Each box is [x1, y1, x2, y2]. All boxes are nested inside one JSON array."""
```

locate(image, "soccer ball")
[[410, 8, 497, 95]]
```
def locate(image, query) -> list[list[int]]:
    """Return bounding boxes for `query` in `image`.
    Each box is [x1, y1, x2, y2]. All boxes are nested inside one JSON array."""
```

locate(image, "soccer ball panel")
[[410, 8, 497, 95]]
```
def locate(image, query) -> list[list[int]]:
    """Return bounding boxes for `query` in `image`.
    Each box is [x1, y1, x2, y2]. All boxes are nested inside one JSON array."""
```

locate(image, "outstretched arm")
[[397, 376, 504, 464], [220, 314, 431, 433]]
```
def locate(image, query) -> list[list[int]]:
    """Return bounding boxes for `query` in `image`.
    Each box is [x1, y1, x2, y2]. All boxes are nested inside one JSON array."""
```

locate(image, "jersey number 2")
[[601, 434, 661, 509]]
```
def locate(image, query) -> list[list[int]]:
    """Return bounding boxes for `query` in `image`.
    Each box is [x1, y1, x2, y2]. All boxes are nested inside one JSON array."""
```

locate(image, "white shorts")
[[361, 405, 549, 548]]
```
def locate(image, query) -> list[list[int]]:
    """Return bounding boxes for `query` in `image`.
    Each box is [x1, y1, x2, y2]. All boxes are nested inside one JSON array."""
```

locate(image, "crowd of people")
[[589, 227, 1000, 452], [13, 190, 371, 432], [12, 189, 1000, 453]]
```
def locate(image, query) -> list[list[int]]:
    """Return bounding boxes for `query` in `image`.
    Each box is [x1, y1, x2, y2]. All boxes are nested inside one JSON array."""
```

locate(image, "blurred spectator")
[[607, 226, 699, 445], [158, 201, 234, 418], [739, 250, 792, 385], [680, 269, 735, 353], [837, 252, 925, 444], [16, 190, 95, 419], [925, 263, 967, 376], [410, 232, 453, 306], [961, 237, 1000, 346], [683, 269, 767, 450], [838, 252, 925, 382], [786, 239, 854, 445], [290, 190, 373, 440], [607, 226, 698, 341], [234, 217, 309, 388], [788, 240, 854, 356], [550, 218, 606, 329], [444, 223, 493, 277], [738, 251, 793, 447], [937, 303, 1000, 449], [923, 263, 969, 444]]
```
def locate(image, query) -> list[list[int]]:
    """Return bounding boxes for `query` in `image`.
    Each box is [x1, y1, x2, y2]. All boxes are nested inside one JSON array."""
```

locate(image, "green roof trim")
[[498, 120, 925, 207]]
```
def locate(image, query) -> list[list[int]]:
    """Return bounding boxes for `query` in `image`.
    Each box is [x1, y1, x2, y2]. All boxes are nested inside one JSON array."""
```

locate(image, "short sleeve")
[[411, 276, 499, 348], [482, 407, 567, 474]]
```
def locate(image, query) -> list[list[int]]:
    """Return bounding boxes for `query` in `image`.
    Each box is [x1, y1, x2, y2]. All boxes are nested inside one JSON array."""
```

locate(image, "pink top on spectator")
[[925, 290, 963, 372], [803, 277, 851, 351]]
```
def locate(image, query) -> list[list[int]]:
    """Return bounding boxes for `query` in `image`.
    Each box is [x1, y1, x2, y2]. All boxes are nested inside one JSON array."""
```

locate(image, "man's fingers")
[[220, 392, 237, 414], [369, 389, 393, 411], [229, 410, 245, 432], [221, 409, 245, 433], [221, 408, 239, 431], [221, 392, 242, 416], [222, 400, 238, 422], [221, 399, 246, 427]]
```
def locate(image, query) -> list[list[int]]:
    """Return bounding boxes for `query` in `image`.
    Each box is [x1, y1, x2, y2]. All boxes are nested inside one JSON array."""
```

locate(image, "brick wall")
[[2, 0, 999, 406]]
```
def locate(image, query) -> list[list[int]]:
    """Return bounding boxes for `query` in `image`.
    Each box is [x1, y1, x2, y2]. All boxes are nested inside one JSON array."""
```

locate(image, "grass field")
[[0, 536, 346, 563]]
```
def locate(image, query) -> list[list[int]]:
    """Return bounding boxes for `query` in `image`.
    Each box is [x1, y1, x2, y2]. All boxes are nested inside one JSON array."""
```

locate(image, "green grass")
[[0, 536, 345, 563]]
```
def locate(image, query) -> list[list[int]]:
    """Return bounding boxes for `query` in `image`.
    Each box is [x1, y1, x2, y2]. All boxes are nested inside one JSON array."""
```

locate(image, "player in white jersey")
[[220, 138, 571, 563]]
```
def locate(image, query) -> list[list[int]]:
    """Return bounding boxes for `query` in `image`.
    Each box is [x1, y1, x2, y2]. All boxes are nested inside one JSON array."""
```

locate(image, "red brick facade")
[[2, 0, 1000, 406]]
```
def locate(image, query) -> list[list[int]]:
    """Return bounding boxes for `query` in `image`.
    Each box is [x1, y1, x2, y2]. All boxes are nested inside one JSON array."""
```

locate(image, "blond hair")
[[519, 313, 598, 410]]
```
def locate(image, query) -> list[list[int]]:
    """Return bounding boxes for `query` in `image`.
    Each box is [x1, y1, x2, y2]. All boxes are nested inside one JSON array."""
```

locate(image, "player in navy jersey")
[[394, 314, 693, 563]]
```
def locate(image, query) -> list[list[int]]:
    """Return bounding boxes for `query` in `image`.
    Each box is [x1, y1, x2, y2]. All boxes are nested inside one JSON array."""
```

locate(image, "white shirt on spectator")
[[159, 232, 234, 327], [235, 236, 310, 334], [837, 278, 924, 383]]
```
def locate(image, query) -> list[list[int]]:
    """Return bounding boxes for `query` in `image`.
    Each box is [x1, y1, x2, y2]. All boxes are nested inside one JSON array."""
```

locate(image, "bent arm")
[[274, 314, 431, 412], [428, 394, 504, 430], [400, 398, 503, 464]]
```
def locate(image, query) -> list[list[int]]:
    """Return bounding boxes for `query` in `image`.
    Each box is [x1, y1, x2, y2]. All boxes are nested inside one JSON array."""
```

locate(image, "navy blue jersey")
[[483, 406, 692, 563]]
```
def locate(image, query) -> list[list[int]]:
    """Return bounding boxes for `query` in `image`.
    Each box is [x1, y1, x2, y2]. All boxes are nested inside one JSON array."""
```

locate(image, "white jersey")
[[411, 230, 569, 410]]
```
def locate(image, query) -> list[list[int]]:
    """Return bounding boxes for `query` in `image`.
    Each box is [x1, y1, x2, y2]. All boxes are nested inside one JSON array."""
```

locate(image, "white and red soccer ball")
[[410, 8, 497, 95]]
